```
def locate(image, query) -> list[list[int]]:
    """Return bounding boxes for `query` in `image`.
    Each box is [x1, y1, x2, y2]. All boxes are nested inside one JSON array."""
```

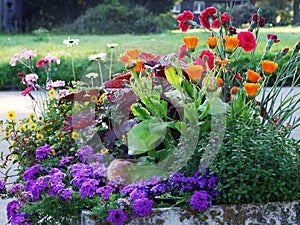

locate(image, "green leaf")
[[165, 67, 182, 91], [131, 103, 151, 120], [128, 118, 172, 155]]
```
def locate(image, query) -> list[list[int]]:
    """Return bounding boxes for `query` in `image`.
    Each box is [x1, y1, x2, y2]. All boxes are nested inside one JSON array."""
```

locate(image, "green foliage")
[[232, 2, 257, 27], [210, 114, 300, 204], [53, 2, 176, 35]]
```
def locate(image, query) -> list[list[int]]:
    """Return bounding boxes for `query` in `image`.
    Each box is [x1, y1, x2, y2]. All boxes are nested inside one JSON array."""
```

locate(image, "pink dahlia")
[[197, 50, 215, 70], [237, 31, 256, 52]]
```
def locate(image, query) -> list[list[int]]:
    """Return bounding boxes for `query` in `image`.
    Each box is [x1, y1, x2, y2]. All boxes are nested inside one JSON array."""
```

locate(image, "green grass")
[[0, 26, 299, 63]]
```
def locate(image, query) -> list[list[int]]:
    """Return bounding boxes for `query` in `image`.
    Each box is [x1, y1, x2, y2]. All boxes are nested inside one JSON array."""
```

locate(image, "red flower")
[[18, 72, 24, 78], [252, 13, 265, 27], [177, 10, 194, 32], [198, 7, 217, 29], [267, 34, 280, 43], [198, 50, 215, 70], [213, 12, 233, 27], [237, 31, 256, 52], [36, 58, 47, 67]]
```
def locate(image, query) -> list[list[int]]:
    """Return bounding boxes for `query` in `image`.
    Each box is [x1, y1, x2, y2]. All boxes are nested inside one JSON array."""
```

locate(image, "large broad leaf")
[[128, 118, 172, 155], [165, 67, 182, 91]]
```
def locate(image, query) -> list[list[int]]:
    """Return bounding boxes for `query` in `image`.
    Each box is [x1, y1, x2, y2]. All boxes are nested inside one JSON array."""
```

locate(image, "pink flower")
[[198, 50, 215, 70], [45, 54, 61, 65], [237, 31, 256, 52], [10, 53, 19, 66], [46, 80, 66, 90], [59, 89, 70, 96], [36, 58, 47, 67], [267, 34, 280, 43], [25, 73, 39, 85], [21, 86, 33, 96], [252, 13, 265, 27], [20, 48, 37, 60], [198, 7, 217, 29], [177, 10, 194, 32], [178, 44, 188, 60]]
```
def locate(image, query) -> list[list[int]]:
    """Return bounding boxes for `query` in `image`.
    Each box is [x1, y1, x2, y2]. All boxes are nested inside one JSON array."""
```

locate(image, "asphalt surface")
[[0, 89, 299, 224]]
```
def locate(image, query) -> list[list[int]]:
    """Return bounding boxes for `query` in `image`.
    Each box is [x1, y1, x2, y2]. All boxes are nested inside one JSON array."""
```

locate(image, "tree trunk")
[[294, 0, 300, 25]]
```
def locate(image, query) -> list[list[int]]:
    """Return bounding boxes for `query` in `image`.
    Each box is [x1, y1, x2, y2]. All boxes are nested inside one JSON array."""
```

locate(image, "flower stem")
[[97, 60, 104, 85], [71, 47, 76, 82], [109, 49, 114, 80]]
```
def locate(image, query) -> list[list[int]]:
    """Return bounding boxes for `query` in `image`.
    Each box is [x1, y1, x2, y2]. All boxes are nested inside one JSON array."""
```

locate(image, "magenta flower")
[[178, 44, 188, 60], [46, 80, 66, 90], [237, 31, 256, 52], [176, 10, 194, 32], [198, 50, 215, 70], [21, 86, 33, 96], [9, 53, 19, 66], [45, 53, 61, 65], [199, 7, 217, 29], [267, 34, 280, 43]]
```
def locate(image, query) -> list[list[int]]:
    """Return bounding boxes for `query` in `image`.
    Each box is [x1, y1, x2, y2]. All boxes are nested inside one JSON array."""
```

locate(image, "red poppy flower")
[[198, 7, 217, 29], [177, 10, 194, 32], [237, 31, 256, 52]]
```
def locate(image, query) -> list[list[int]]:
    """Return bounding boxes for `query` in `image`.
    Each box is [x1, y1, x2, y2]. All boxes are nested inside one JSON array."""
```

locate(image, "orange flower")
[[246, 69, 261, 83], [262, 60, 278, 74], [186, 64, 204, 81], [183, 36, 199, 51], [244, 83, 260, 97], [216, 78, 224, 86], [126, 48, 139, 59], [134, 59, 144, 72], [231, 86, 238, 94], [224, 35, 239, 53], [118, 53, 131, 65], [216, 57, 230, 70], [206, 36, 217, 49]]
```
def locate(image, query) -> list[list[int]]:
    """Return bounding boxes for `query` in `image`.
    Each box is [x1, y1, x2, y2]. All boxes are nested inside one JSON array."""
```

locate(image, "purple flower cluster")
[[133, 198, 153, 217], [36, 144, 53, 161], [58, 156, 74, 166], [106, 208, 127, 225], [0, 180, 6, 191], [190, 190, 212, 211], [96, 185, 115, 201], [22, 164, 44, 181], [77, 145, 103, 163], [7, 200, 30, 225]]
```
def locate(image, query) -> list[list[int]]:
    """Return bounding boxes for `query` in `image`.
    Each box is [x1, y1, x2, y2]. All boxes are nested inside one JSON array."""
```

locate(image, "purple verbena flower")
[[36, 144, 53, 161], [58, 156, 74, 166], [59, 188, 74, 200], [0, 180, 6, 190], [106, 208, 127, 225], [129, 188, 148, 200], [10, 184, 25, 194], [190, 190, 212, 212], [150, 183, 167, 195], [77, 145, 95, 163], [22, 164, 45, 181], [30, 176, 49, 201], [96, 185, 115, 201], [133, 198, 153, 217], [79, 179, 99, 198]]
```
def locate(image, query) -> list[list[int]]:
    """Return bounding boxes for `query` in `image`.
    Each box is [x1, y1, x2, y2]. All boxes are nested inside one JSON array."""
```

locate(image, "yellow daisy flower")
[[100, 148, 109, 154], [4, 131, 10, 138], [7, 111, 16, 120], [29, 113, 36, 121], [18, 125, 26, 132], [29, 123, 37, 130], [49, 88, 55, 97], [72, 132, 79, 139], [90, 95, 98, 103], [36, 133, 44, 140]]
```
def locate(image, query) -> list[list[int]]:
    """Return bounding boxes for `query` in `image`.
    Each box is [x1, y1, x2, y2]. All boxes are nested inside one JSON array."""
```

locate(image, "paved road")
[[0, 89, 299, 224]]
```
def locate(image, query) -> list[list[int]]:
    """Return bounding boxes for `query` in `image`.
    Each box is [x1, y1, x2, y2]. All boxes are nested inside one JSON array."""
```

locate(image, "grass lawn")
[[0, 26, 299, 63]]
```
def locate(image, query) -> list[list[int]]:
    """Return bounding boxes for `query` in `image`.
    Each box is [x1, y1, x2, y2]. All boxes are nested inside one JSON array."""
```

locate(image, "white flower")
[[63, 37, 80, 47], [88, 52, 107, 61], [107, 43, 119, 48], [85, 72, 99, 79]]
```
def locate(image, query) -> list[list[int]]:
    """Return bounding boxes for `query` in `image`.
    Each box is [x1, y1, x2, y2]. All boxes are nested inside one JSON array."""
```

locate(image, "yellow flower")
[[262, 60, 278, 74], [90, 95, 98, 103], [244, 83, 260, 97], [186, 64, 204, 81], [246, 69, 261, 83], [183, 36, 199, 52], [49, 88, 55, 97], [38, 116, 43, 121], [100, 148, 109, 154], [7, 111, 16, 120], [18, 125, 26, 132], [224, 35, 239, 53], [206, 36, 217, 49], [29, 113, 36, 121], [72, 132, 79, 139], [4, 131, 10, 138], [36, 133, 44, 140], [29, 123, 37, 130]]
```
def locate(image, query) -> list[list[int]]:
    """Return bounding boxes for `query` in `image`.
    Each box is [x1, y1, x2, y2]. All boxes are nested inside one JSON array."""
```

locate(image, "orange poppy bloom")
[[206, 36, 217, 49], [133, 59, 144, 72], [183, 36, 199, 51], [262, 60, 278, 74], [216, 78, 224, 86], [126, 48, 139, 59], [246, 69, 261, 83], [231, 86, 238, 94], [244, 83, 260, 97], [186, 64, 204, 81], [224, 35, 239, 53]]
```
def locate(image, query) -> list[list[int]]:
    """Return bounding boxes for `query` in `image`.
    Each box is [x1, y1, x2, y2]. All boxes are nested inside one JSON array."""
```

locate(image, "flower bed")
[[0, 3, 299, 225]]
